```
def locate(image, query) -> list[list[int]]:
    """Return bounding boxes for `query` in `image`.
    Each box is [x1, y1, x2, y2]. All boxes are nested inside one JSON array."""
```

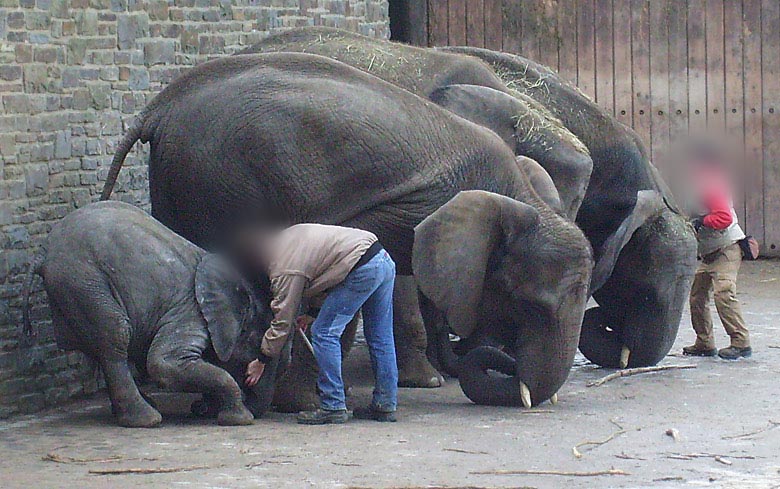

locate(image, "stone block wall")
[[0, 0, 389, 418]]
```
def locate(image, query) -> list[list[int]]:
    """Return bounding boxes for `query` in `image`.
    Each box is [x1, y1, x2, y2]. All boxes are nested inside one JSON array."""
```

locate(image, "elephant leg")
[[272, 313, 362, 412], [393, 277, 444, 387], [147, 323, 253, 426], [191, 394, 220, 419], [101, 357, 162, 428], [272, 330, 321, 413], [59, 291, 160, 428]]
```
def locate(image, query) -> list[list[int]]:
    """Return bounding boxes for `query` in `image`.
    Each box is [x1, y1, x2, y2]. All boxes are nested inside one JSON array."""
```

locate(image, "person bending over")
[[244, 224, 398, 423]]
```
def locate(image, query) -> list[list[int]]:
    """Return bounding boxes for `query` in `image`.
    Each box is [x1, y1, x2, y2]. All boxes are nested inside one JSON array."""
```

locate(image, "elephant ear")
[[413, 190, 539, 338], [589, 190, 665, 293], [195, 254, 254, 362]]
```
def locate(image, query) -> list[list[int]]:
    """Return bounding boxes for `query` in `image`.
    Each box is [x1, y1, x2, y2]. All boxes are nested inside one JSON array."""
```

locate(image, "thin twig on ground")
[[332, 462, 362, 467], [443, 448, 490, 455], [667, 452, 756, 461], [349, 487, 536, 489], [43, 452, 124, 464], [714, 456, 732, 466], [654, 477, 684, 482], [471, 468, 629, 477], [88, 465, 213, 475], [722, 420, 780, 440], [587, 365, 696, 387], [573, 429, 626, 458], [519, 409, 554, 415], [615, 453, 646, 460]]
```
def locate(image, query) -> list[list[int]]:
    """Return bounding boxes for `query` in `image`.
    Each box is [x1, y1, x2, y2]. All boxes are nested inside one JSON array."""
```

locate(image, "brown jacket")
[[259, 224, 378, 359]]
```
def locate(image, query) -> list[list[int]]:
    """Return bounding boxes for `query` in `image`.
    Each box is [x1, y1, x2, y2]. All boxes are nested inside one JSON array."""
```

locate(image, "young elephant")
[[22, 201, 282, 427]]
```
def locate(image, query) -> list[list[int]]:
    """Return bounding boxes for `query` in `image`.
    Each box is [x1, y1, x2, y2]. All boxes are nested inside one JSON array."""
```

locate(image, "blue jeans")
[[311, 250, 398, 412]]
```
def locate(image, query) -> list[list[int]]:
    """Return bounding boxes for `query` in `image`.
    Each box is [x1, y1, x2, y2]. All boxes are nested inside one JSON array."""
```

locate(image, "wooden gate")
[[401, 0, 780, 255]]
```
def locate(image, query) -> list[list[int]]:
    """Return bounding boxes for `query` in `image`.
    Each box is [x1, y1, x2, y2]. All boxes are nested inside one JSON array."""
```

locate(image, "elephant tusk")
[[549, 393, 558, 405], [620, 346, 631, 369], [520, 382, 532, 409]]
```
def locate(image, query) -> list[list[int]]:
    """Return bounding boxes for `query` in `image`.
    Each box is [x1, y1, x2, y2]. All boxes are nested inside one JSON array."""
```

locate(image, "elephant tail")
[[100, 115, 145, 200], [21, 248, 46, 346]]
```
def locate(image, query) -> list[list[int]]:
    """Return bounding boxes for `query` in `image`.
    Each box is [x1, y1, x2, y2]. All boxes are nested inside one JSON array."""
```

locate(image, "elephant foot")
[[191, 396, 220, 419], [397, 349, 444, 388], [217, 404, 254, 426], [115, 402, 162, 428], [273, 387, 319, 414]]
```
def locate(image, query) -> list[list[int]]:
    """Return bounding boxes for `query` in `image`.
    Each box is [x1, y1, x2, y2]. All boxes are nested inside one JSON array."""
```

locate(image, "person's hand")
[[296, 315, 314, 333], [245, 359, 266, 387]]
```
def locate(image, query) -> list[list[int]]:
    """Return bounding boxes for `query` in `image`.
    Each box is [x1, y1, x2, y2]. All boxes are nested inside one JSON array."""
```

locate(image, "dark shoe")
[[352, 406, 397, 422], [718, 346, 752, 360], [296, 408, 348, 425], [682, 345, 718, 357]]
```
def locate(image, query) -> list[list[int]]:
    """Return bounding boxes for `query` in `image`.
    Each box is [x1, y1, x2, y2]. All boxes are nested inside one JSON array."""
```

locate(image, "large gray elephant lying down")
[[22, 201, 286, 427], [99, 52, 594, 408]]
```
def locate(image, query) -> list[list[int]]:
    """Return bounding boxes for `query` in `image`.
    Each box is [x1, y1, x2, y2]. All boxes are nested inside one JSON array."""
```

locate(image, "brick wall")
[[0, 0, 389, 418]]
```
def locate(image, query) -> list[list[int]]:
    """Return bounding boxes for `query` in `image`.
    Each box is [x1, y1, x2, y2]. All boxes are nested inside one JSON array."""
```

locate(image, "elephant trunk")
[[459, 286, 586, 407], [242, 338, 292, 417]]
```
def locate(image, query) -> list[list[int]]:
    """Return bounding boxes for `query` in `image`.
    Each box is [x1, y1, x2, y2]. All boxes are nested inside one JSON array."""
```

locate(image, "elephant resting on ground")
[[99, 52, 593, 407], [241, 27, 695, 369], [22, 201, 285, 427], [441, 47, 698, 368], [238, 26, 592, 390]]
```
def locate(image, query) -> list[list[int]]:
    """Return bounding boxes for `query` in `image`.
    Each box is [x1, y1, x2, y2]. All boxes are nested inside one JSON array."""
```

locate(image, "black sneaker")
[[718, 346, 752, 360], [352, 406, 397, 422], [296, 408, 349, 425], [682, 345, 718, 357]]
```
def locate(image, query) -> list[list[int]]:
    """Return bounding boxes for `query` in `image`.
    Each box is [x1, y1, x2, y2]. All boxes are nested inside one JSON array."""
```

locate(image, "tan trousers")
[[689, 242, 750, 349]]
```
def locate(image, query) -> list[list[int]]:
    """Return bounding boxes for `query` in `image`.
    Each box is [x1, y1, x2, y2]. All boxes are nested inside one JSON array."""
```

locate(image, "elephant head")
[[195, 254, 287, 417], [413, 190, 592, 407], [580, 207, 697, 368], [429, 84, 592, 219]]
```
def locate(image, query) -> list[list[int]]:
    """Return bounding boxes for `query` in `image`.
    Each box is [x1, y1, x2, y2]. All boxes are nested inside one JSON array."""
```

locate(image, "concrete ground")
[[1, 261, 779, 489]]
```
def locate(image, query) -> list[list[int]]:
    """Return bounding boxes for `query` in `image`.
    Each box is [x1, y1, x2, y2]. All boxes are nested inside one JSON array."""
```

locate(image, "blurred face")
[[230, 226, 279, 274]]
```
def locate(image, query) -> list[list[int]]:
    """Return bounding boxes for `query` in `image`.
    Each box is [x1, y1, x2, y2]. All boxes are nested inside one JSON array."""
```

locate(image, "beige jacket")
[[259, 224, 378, 359]]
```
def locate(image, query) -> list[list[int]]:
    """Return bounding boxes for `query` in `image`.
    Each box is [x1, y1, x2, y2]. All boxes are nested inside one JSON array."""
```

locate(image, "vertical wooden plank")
[[613, 0, 634, 127], [705, 0, 726, 135], [408, 0, 429, 47], [687, 0, 707, 135], [667, 0, 689, 183], [631, 0, 652, 149], [391, 0, 429, 46], [577, 0, 596, 99], [466, 0, 485, 47], [502, 0, 522, 53], [743, 0, 764, 242], [649, 0, 670, 165], [762, 0, 780, 254], [557, 0, 578, 83], [724, 0, 745, 224], [521, 0, 541, 60], [428, 0, 449, 47], [594, 0, 615, 114], [483, 0, 503, 50], [537, 0, 559, 70], [448, 0, 467, 45]]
